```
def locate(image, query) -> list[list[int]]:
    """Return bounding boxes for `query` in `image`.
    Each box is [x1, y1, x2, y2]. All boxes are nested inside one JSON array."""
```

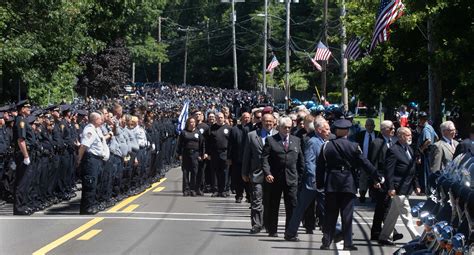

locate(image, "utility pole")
[[285, 0, 291, 103], [340, 0, 348, 112], [231, 0, 238, 90], [427, 17, 442, 130], [262, 0, 268, 94], [183, 27, 189, 85], [158, 16, 162, 83], [132, 62, 136, 84], [321, 0, 328, 98]]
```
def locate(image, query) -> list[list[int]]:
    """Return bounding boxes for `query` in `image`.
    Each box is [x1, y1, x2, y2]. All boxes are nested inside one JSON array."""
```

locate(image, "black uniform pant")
[[196, 159, 206, 192], [14, 155, 35, 212], [230, 162, 245, 198], [98, 159, 113, 202], [266, 181, 297, 234], [80, 154, 103, 212], [210, 155, 228, 193], [181, 150, 199, 193], [110, 154, 124, 197], [322, 192, 355, 247]]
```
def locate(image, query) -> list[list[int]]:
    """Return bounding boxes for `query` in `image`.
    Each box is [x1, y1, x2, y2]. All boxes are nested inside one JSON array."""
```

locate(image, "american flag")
[[314, 41, 332, 61], [344, 37, 363, 60], [266, 56, 280, 73], [308, 54, 322, 72], [369, 0, 405, 52]]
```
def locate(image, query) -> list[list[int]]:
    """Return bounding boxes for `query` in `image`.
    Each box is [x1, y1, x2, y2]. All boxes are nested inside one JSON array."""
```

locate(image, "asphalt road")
[[0, 168, 424, 255]]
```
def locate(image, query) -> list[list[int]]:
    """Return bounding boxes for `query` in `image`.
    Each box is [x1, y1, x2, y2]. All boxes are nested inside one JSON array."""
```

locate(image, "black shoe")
[[393, 233, 404, 242], [235, 197, 242, 203], [320, 245, 330, 250], [343, 245, 358, 251], [305, 229, 314, 234], [370, 235, 379, 241], [249, 227, 261, 234], [268, 232, 278, 237], [378, 239, 394, 246], [13, 209, 33, 215], [190, 191, 196, 197], [196, 190, 204, 196], [211, 192, 219, 197], [218, 192, 226, 197], [284, 235, 299, 241], [80, 207, 98, 215], [183, 191, 190, 197], [334, 232, 344, 243]]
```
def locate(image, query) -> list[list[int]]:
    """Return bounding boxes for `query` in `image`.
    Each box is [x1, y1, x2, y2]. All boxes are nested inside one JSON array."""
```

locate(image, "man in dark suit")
[[453, 127, 474, 158], [378, 127, 421, 246], [368, 120, 402, 241], [354, 118, 380, 202], [261, 116, 304, 237], [316, 119, 383, 251], [242, 113, 276, 234], [227, 112, 252, 203]]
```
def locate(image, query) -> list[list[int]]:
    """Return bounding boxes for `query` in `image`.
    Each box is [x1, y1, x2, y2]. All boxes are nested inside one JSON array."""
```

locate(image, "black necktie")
[[368, 133, 372, 145]]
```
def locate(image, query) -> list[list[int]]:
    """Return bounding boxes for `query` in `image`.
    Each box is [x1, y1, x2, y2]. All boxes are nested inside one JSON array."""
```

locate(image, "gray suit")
[[431, 138, 459, 172], [241, 128, 277, 230]]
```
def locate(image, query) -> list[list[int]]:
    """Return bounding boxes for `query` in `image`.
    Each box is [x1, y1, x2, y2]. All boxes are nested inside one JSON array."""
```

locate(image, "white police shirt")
[[81, 123, 106, 158]]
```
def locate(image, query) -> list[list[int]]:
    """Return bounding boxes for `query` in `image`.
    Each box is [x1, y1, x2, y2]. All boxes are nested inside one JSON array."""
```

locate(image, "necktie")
[[368, 133, 373, 145], [405, 146, 412, 160], [283, 137, 289, 151], [387, 138, 392, 148]]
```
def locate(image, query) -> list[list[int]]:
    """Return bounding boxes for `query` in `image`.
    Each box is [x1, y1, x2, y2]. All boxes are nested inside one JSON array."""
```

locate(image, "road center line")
[[32, 217, 104, 255], [77, 229, 102, 241], [107, 178, 167, 212]]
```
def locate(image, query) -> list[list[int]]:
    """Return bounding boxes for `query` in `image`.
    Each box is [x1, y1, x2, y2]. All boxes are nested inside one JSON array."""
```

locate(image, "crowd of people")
[[176, 98, 473, 250], [1, 83, 473, 251]]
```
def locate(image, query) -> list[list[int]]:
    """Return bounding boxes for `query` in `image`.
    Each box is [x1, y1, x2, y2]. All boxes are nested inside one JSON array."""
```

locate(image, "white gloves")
[[23, 157, 31, 166]]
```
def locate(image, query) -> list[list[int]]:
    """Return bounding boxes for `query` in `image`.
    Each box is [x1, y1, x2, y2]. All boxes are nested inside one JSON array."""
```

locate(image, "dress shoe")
[[218, 192, 227, 197], [378, 239, 395, 246], [334, 232, 344, 243], [0, 200, 6, 206], [249, 227, 261, 234], [211, 192, 219, 197], [183, 191, 190, 197], [393, 233, 404, 242], [370, 235, 379, 241], [343, 245, 358, 251], [284, 235, 299, 241], [268, 232, 278, 237], [305, 229, 314, 234], [80, 207, 98, 215], [190, 191, 196, 197], [196, 190, 204, 196], [320, 245, 330, 250], [235, 197, 242, 203], [14, 209, 33, 215]]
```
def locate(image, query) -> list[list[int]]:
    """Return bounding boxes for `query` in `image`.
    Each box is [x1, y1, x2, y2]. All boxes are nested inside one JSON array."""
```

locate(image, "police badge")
[[223, 128, 229, 134]]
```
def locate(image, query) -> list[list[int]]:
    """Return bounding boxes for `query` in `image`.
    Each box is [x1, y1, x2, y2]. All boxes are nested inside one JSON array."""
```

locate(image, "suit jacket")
[[227, 123, 251, 164], [316, 137, 379, 194], [241, 129, 277, 184], [368, 137, 396, 174], [431, 139, 459, 172], [385, 141, 420, 195], [355, 130, 380, 157], [303, 134, 325, 190], [261, 133, 304, 186]]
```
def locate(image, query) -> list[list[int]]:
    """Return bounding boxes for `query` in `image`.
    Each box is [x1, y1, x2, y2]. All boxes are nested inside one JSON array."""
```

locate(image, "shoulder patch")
[[199, 128, 204, 134], [223, 128, 229, 134], [19, 121, 25, 129], [86, 132, 93, 139], [194, 133, 199, 139]]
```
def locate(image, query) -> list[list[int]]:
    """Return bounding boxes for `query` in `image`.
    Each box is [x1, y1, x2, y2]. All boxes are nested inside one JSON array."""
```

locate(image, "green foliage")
[[280, 70, 309, 91]]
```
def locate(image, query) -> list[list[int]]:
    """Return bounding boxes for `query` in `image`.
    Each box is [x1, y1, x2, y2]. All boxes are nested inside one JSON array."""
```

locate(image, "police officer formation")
[[0, 99, 177, 215], [177, 99, 473, 251]]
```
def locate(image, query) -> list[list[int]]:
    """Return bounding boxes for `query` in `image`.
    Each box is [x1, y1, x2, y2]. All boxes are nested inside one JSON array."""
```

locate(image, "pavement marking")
[[32, 217, 104, 255], [107, 178, 167, 213], [153, 186, 166, 192], [335, 240, 351, 255], [77, 229, 102, 241], [122, 204, 140, 212]]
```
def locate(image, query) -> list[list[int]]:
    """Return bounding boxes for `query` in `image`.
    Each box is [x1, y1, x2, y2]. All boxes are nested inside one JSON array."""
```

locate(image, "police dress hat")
[[333, 119, 352, 129], [16, 100, 31, 108]]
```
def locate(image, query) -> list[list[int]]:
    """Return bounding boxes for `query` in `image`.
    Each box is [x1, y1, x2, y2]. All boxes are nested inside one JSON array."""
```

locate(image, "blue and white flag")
[[177, 100, 190, 133]]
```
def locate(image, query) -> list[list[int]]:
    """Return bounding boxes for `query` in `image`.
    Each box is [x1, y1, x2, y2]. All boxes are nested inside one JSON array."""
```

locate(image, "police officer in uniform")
[[76, 112, 107, 215], [0, 111, 10, 206], [316, 119, 383, 250], [207, 112, 231, 197], [12, 100, 36, 215]]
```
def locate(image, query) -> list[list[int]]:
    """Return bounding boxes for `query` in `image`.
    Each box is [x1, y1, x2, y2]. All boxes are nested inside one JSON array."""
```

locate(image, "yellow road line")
[[153, 186, 166, 192], [32, 217, 104, 255], [122, 204, 140, 212], [107, 178, 167, 213], [77, 229, 102, 241]]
